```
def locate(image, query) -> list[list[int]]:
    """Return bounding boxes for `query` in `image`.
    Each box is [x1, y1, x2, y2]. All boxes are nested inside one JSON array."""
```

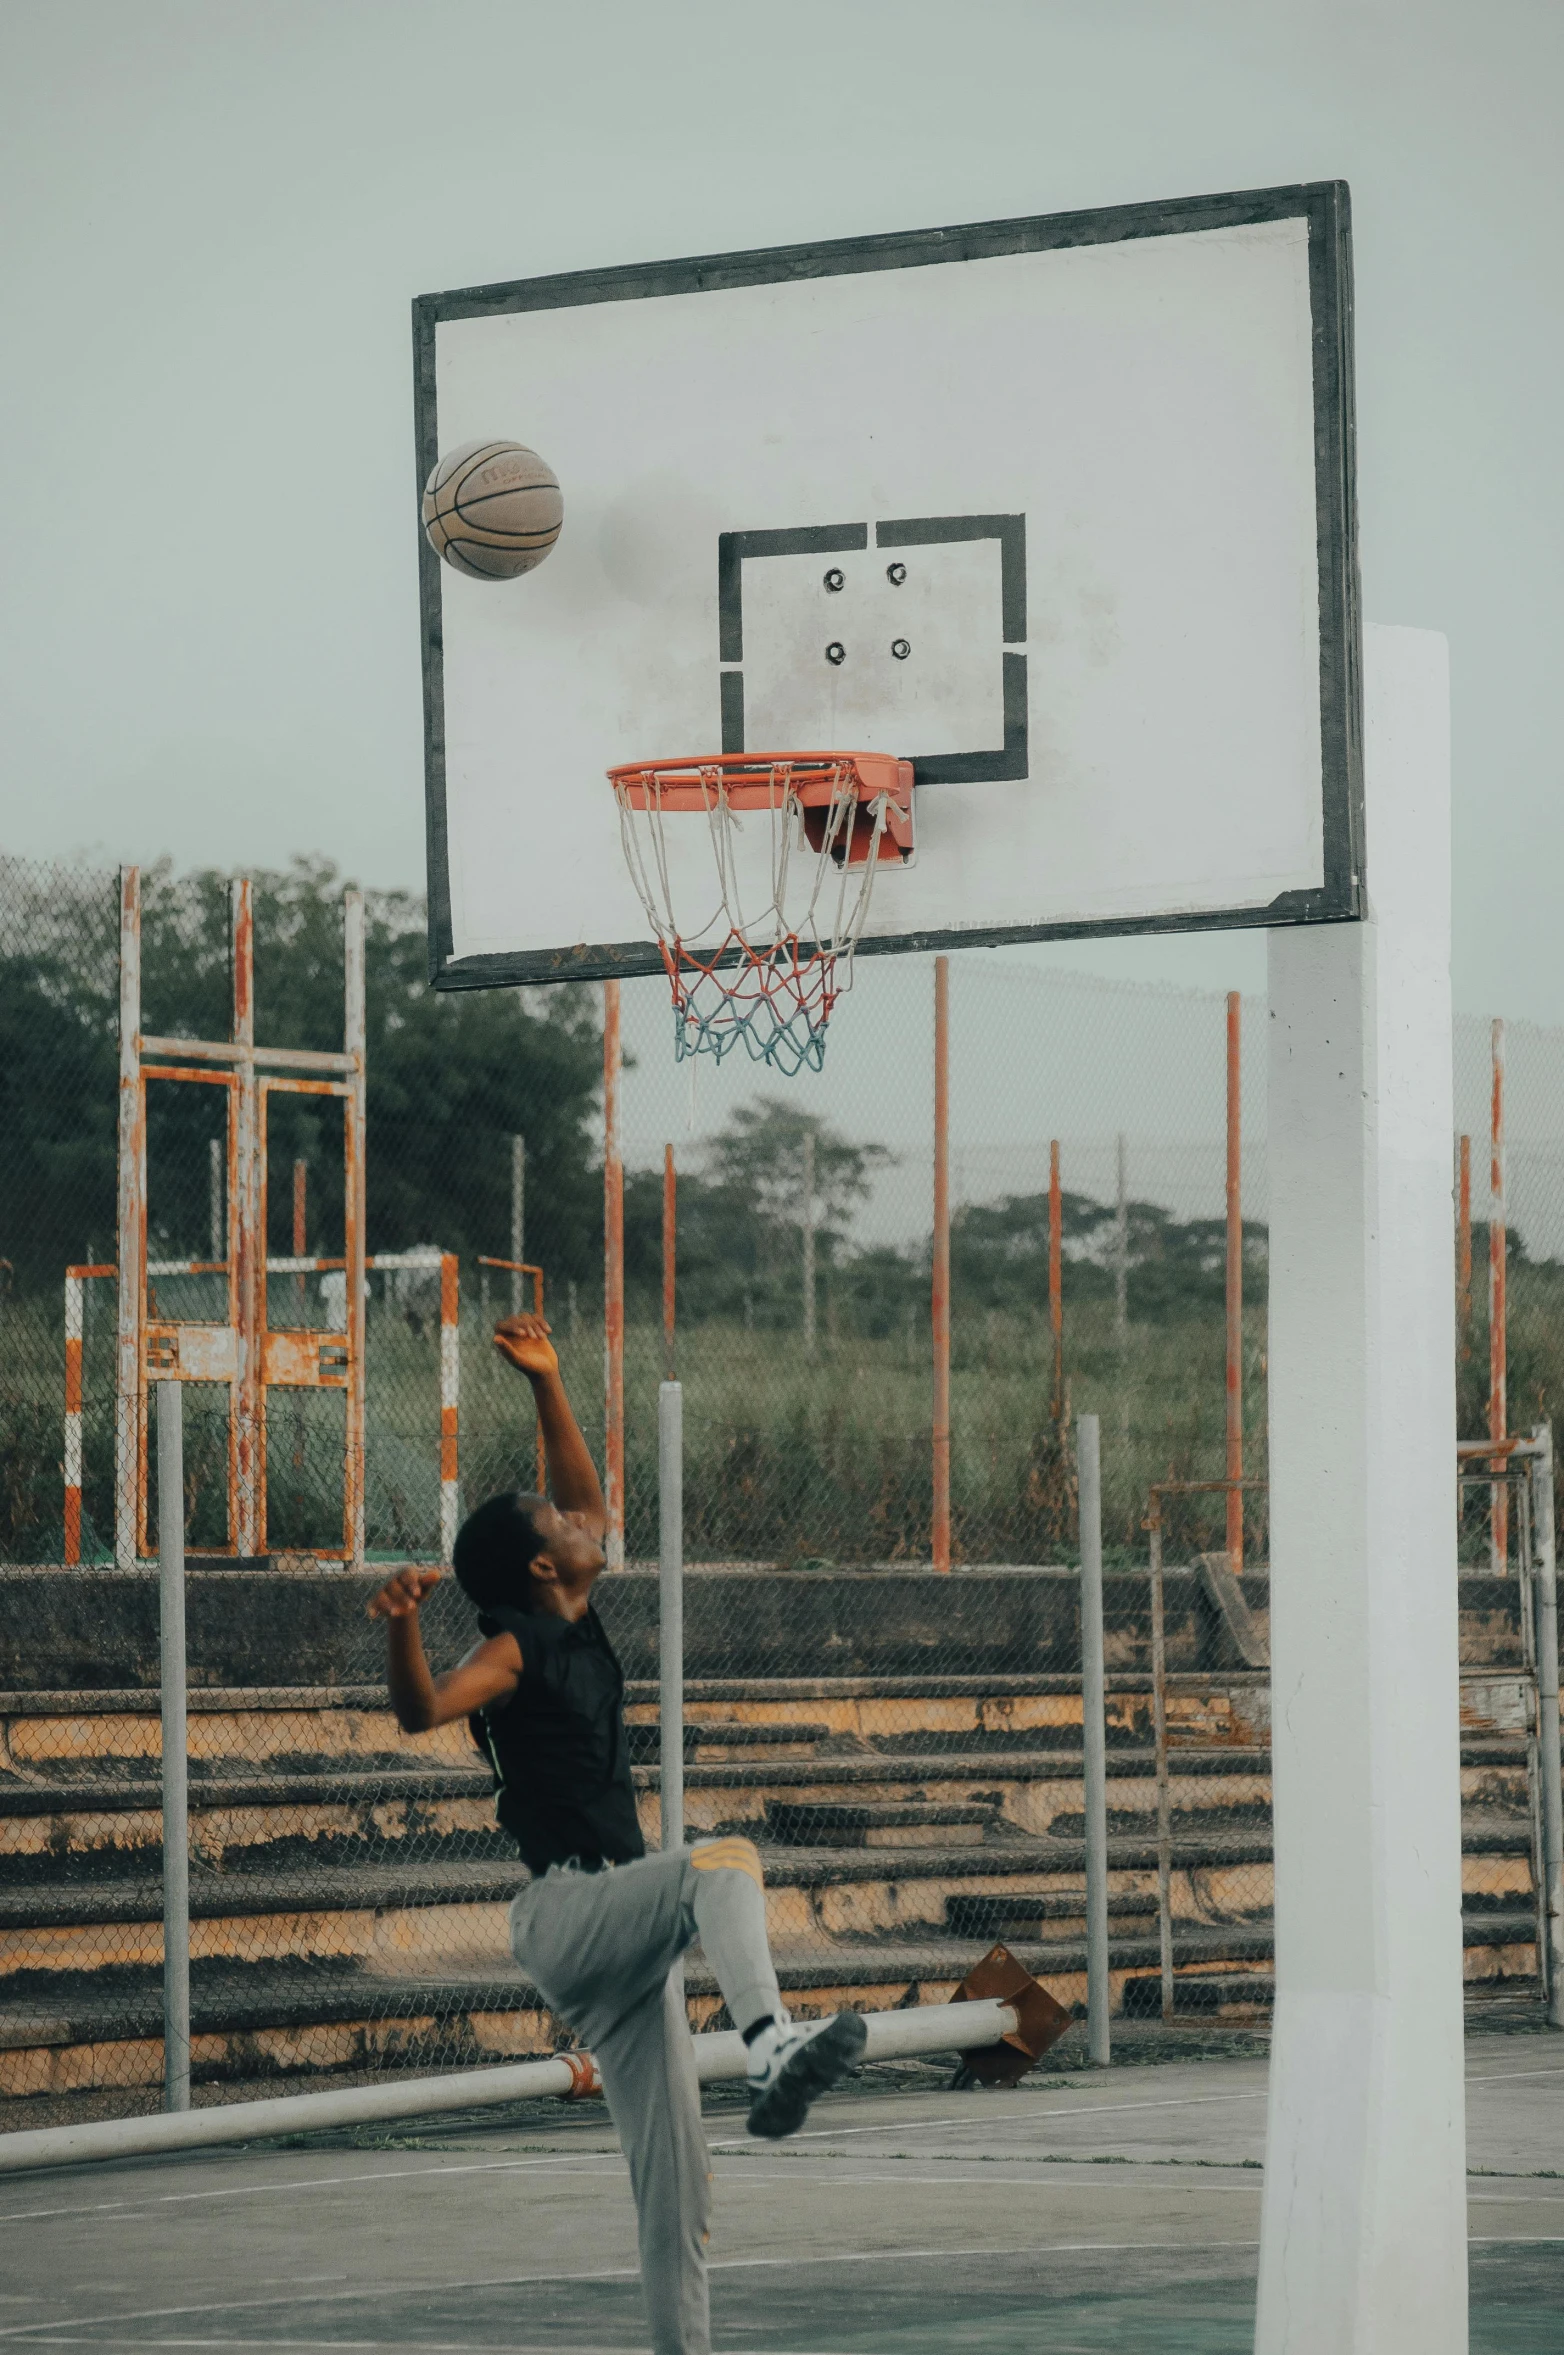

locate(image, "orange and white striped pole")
[[439, 1253, 460, 1562]]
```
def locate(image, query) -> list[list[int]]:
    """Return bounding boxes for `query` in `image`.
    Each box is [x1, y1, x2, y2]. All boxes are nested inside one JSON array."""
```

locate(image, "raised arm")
[[367, 1567, 522, 1732], [493, 1312, 607, 1537]]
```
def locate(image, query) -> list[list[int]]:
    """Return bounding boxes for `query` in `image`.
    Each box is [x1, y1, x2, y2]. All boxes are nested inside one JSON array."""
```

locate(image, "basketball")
[[421, 439, 562, 581]]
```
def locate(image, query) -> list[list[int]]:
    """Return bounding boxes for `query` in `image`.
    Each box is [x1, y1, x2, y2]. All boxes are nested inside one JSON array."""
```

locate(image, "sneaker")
[[745, 2010, 867, 2140]]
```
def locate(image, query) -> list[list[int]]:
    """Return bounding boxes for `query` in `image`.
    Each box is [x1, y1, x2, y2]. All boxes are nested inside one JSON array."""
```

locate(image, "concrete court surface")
[[0, 2037, 1560, 2353]]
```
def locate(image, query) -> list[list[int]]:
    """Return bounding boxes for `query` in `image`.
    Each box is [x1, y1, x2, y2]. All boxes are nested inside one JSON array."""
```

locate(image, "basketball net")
[[610, 758, 900, 1075]]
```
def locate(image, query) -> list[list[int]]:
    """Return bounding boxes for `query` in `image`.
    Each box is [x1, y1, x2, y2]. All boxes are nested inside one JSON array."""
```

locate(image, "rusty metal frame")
[[111, 867, 370, 1566]]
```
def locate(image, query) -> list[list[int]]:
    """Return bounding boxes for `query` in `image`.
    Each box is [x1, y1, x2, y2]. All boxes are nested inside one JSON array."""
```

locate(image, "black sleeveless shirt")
[[472, 1602, 645, 1875]]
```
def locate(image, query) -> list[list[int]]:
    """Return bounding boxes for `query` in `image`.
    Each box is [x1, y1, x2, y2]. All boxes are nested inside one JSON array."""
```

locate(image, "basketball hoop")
[[608, 752, 914, 1074]]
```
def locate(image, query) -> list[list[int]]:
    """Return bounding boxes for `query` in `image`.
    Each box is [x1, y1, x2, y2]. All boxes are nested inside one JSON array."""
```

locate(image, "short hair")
[[452, 1491, 550, 1612]]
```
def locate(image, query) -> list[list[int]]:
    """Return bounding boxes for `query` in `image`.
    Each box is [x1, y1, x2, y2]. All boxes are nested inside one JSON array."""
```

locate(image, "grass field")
[[7, 1252, 1559, 1567]]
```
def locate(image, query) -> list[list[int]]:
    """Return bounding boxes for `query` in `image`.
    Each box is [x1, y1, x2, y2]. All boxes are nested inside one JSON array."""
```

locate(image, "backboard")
[[415, 182, 1360, 990]]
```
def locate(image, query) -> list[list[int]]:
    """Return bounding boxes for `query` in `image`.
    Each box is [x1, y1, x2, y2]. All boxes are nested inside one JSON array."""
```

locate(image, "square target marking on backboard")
[[718, 516, 1027, 781], [415, 181, 1360, 987]]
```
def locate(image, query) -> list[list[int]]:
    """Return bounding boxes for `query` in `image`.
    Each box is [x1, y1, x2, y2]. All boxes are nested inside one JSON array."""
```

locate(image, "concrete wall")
[[0, 1565, 1538, 1691]]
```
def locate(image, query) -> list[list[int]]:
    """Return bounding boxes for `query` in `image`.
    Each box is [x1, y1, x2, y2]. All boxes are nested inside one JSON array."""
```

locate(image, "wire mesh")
[[1, 851, 1560, 2135]]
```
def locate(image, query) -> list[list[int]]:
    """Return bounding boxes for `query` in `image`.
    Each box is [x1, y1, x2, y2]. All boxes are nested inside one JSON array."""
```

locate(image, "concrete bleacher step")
[[0, 1652, 1552, 2116], [763, 1799, 1003, 1849]]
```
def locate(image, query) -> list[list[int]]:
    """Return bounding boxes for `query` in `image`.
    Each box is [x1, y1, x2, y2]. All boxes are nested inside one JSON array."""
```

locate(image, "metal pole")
[[1114, 1132, 1128, 1346], [1490, 1020, 1508, 1570], [1531, 1424, 1564, 2025], [0, 1996, 1027, 2177], [209, 1136, 224, 1266], [115, 868, 144, 1568], [511, 1135, 526, 1318], [1225, 992, 1244, 1574], [1457, 1134, 1472, 1362], [231, 880, 261, 1559], [659, 1382, 685, 1854], [64, 1268, 85, 1566], [932, 957, 951, 1574], [1048, 1139, 1063, 1434], [1148, 1500, 1174, 2020], [156, 1379, 190, 2113], [1077, 1413, 1110, 2065], [343, 891, 367, 1568], [801, 1130, 816, 1358], [663, 1145, 677, 1382], [603, 981, 625, 1572], [439, 1255, 460, 1561]]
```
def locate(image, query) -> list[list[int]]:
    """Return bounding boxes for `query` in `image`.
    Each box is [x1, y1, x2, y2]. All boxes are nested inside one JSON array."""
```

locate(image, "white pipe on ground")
[[0, 1997, 1018, 2178]]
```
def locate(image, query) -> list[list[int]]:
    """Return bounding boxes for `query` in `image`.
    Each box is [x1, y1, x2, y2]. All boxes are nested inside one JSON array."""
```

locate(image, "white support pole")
[[343, 890, 367, 1568], [1530, 1423, 1564, 2026], [0, 1996, 1021, 2178], [156, 1379, 190, 2114], [1256, 627, 1466, 2353], [659, 1381, 685, 1855], [114, 869, 143, 1568], [439, 1254, 460, 1563], [1076, 1412, 1110, 2066]]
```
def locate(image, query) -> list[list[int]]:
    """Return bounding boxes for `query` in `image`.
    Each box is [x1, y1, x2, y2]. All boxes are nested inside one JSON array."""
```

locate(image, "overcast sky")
[[2, 1, 1560, 1017]]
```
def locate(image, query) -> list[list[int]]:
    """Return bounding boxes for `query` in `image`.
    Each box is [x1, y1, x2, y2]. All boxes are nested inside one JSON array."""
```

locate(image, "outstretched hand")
[[493, 1311, 559, 1381], [367, 1566, 443, 1621]]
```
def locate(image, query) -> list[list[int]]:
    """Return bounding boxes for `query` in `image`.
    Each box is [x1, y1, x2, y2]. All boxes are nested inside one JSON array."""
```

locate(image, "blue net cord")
[[662, 931, 849, 1076]]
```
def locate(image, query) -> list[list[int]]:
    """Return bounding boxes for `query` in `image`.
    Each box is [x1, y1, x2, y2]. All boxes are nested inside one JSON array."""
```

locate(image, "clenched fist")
[[367, 1565, 443, 1621]]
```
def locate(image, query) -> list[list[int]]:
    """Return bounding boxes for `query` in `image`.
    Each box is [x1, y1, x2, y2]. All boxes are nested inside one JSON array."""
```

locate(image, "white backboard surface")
[[416, 185, 1360, 987]]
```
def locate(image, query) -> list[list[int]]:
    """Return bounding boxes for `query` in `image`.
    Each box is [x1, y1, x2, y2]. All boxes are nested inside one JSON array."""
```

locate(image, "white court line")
[[5, 2059, 1558, 2233], [0, 2242, 1267, 2342], [708, 2084, 1269, 2148], [0, 2152, 625, 2229]]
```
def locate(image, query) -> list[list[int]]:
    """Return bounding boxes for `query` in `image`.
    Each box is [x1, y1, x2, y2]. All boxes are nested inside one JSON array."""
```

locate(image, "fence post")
[[343, 890, 367, 1569], [1048, 1139, 1063, 1434], [1147, 1497, 1173, 2020], [603, 981, 625, 1571], [931, 957, 951, 1574], [439, 1255, 460, 1562], [1531, 1424, 1564, 2026], [663, 1145, 677, 1382], [115, 868, 144, 1568], [1491, 1020, 1507, 1569], [231, 879, 262, 1559], [1456, 1135, 1472, 1360], [801, 1130, 816, 1359], [210, 1136, 224, 1266], [1225, 991, 1244, 1573], [511, 1136, 526, 1319], [156, 1379, 190, 2113], [1077, 1413, 1110, 2065], [64, 1268, 85, 1566], [659, 1381, 684, 1854]]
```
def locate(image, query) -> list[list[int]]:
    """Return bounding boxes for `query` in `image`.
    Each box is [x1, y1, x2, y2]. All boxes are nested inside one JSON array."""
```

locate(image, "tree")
[[0, 857, 606, 1293]]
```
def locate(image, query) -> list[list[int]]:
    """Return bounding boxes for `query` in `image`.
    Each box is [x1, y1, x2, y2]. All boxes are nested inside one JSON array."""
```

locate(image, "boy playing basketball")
[[369, 1310, 865, 2355]]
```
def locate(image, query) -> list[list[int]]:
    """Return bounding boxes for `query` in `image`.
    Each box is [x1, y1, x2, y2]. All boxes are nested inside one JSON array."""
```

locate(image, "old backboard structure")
[[415, 181, 1360, 1004]]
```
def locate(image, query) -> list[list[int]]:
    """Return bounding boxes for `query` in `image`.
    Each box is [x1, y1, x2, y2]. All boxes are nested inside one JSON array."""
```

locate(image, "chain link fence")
[[2, 852, 1560, 2133]]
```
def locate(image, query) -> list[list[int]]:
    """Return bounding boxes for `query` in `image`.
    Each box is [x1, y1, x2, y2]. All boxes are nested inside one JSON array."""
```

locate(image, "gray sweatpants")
[[509, 1837, 782, 2355]]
